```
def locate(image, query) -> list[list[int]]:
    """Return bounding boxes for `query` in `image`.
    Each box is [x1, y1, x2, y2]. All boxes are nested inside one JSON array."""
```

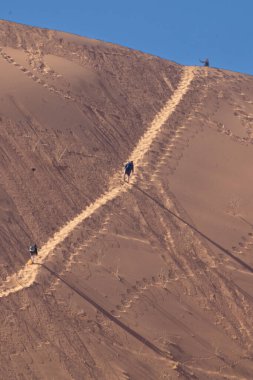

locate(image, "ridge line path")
[[0, 66, 197, 298]]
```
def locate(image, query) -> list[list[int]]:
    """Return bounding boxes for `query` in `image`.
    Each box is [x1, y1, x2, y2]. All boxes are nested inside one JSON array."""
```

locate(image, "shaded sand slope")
[[1, 21, 253, 380]]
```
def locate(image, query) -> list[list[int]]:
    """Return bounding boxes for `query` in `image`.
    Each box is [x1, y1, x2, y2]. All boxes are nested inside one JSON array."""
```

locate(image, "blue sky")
[[1, 0, 253, 75]]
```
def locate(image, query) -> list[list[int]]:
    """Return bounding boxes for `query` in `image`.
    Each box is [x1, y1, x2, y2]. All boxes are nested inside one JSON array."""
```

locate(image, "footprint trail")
[[0, 66, 197, 298]]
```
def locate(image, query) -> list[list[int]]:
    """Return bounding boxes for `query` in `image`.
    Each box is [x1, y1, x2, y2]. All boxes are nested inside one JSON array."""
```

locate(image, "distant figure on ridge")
[[29, 243, 38, 264], [200, 58, 209, 67], [124, 161, 134, 183]]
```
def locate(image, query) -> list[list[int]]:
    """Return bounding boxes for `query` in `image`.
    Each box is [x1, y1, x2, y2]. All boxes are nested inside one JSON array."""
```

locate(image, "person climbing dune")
[[29, 243, 38, 264], [199, 58, 209, 67], [124, 160, 134, 183]]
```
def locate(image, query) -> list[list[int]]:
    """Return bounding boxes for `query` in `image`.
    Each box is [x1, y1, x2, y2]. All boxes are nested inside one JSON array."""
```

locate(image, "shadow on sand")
[[132, 184, 253, 274], [36, 183, 253, 367], [239, 216, 253, 229], [39, 263, 171, 361]]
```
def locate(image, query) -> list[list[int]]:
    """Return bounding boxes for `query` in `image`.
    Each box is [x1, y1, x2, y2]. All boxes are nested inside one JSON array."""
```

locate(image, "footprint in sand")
[[232, 232, 253, 254], [0, 48, 74, 101]]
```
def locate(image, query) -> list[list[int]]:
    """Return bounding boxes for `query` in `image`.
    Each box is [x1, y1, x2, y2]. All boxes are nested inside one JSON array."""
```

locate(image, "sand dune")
[[1, 20, 253, 379], [0, 66, 196, 298]]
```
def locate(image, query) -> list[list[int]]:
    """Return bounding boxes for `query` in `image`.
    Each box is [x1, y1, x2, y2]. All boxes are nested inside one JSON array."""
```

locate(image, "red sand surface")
[[0, 20, 253, 379]]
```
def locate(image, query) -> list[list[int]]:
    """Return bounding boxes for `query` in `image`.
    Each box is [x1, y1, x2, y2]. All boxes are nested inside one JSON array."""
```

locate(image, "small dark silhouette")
[[29, 243, 38, 263], [124, 161, 134, 183], [200, 58, 209, 67]]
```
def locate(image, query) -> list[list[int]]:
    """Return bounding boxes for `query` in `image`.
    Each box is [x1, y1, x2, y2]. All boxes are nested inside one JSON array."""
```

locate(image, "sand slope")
[[1, 20, 253, 379], [0, 66, 196, 299]]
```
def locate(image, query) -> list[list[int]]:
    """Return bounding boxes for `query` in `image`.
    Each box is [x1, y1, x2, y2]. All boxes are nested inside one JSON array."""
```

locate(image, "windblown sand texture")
[[1, 20, 253, 379]]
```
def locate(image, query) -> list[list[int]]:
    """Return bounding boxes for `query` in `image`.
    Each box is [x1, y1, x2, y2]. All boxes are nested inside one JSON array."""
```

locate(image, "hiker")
[[29, 243, 38, 263], [200, 58, 209, 67], [124, 161, 134, 182]]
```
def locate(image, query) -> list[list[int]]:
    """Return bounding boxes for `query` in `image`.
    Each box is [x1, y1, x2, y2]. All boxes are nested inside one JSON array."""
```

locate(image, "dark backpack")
[[125, 162, 133, 171], [29, 245, 37, 254]]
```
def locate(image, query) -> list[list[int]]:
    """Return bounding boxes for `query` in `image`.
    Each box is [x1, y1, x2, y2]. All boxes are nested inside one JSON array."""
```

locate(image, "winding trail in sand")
[[0, 66, 197, 298]]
